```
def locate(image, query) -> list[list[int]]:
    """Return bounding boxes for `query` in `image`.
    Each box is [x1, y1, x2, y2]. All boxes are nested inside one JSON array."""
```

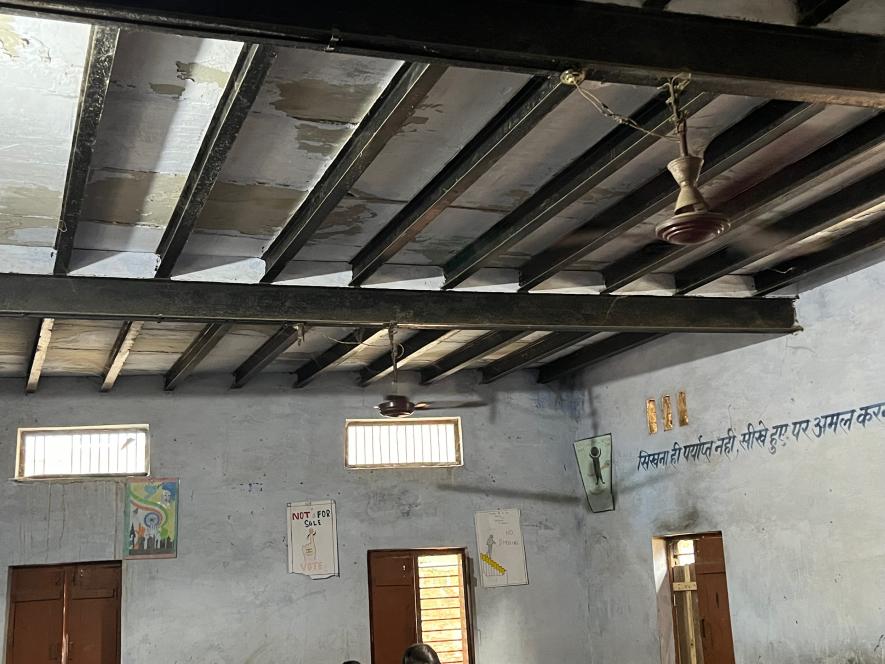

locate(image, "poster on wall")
[[474, 508, 528, 588], [574, 434, 614, 513], [287, 500, 339, 579], [124, 478, 179, 560]]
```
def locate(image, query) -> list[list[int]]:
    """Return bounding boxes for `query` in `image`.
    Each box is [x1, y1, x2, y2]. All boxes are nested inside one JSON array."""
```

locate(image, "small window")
[[345, 418, 462, 468], [16, 425, 149, 479]]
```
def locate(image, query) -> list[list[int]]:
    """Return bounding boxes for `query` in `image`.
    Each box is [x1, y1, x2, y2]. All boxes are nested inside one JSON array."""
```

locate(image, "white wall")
[[0, 371, 590, 663], [573, 260, 885, 663]]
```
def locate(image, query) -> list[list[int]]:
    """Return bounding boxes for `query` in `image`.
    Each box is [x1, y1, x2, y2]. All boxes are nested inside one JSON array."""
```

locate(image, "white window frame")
[[15, 424, 150, 481], [344, 417, 463, 469]]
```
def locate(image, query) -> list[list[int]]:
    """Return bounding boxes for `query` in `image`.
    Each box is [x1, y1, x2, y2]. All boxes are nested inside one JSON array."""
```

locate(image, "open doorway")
[[367, 549, 473, 664], [5, 561, 122, 664], [659, 533, 735, 664]]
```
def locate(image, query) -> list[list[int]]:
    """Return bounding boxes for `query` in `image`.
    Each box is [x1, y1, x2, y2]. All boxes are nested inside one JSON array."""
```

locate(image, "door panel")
[[695, 536, 735, 664], [8, 598, 64, 663], [370, 585, 418, 664], [369, 551, 419, 664], [68, 597, 120, 663]]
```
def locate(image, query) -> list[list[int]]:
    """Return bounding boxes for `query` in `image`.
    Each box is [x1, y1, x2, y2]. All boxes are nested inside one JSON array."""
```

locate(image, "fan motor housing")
[[376, 395, 416, 418]]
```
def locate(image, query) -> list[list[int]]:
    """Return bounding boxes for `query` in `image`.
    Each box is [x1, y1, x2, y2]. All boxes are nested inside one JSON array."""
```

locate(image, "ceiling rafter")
[[231, 323, 305, 389], [536, 165, 885, 383], [25, 318, 55, 394], [796, 0, 851, 26], [53, 25, 119, 275], [349, 75, 572, 286], [358, 330, 458, 386], [164, 323, 232, 391], [261, 62, 447, 283], [294, 328, 386, 388], [154, 42, 277, 278], [518, 100, 825, 291], [6, 0, 885, 108], [603, 112, 885, 292], [481, 331, 597, 384], [537, 333, 666, 384], [420, 331, 532, 384], [754, 219, 885, 295], [441, 88, 716, 289], [674, 167, 885, 293], [100, 320, 143, 392], [0, 274, 800, 334]]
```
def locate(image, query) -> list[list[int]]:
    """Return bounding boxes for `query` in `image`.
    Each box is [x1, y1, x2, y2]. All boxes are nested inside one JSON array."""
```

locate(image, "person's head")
[[402, 643, 441, 664]]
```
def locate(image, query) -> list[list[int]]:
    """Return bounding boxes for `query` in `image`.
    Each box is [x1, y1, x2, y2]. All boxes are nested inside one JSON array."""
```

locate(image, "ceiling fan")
[[373, 326, 487, 418], [375, 394, 487, 418]]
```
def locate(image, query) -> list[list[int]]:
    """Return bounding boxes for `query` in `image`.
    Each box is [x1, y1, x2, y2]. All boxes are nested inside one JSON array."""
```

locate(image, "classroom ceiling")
[[0, 0, 882, 392]]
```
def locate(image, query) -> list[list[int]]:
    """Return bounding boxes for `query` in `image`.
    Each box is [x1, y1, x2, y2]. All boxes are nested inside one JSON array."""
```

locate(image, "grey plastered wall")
[[573, 260, 885, 664], [0, 370, 589, 663]]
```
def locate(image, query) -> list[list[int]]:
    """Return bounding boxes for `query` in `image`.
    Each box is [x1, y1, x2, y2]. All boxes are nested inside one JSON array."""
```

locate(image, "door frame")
[[366, 547, 475, 664], [5, 560, 122, 664]]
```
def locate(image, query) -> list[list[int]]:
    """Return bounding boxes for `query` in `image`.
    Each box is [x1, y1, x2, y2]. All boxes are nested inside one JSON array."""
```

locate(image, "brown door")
[[368, 552, 419, 664], [695, 535, 736, 664], [6, 562, 121, 664], [7, 566, 65, 663]]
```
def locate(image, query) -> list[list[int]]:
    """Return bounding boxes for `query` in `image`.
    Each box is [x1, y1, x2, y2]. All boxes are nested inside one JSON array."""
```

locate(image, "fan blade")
[[727, 226, 797, 257], [416, 400, 488, 410]]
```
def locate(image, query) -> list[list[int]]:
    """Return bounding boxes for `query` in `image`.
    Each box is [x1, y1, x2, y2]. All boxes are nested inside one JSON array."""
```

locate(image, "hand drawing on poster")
[[288, 500, 339, 579], [474, 508, 528, 588], [574, 434, 614, 513], [124, 478, 179, 559]]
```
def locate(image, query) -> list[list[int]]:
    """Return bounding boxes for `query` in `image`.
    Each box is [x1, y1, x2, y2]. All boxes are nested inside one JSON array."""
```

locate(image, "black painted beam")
[[674, 167, 885, 293], [358, 329, 457, 386], [154, 43, 276, 278], [421, 331, 531, 384], [294, 328, 385, 387], [261, 63, 446, 283], [0, 274, 800, 334], [643, 0, 671, 8], [53, 25, 118, 275], [25, 318, 55, 394], [537, 333, 666, 384], [797, 0, 851, 26], [7, 0, 885, 108], [349, 75, 571, 286], [481, 331, 597, 384], [100, 320, 143, 392], [441, 89, 715, 289], [231, 322, 304, 388], [755, 220, 885, 295], [520, 100, 824, 291], [603, 112, 885, 292], [164, 322, 231, 390]]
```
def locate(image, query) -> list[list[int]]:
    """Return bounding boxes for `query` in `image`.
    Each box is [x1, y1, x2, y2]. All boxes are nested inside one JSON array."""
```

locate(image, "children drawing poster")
[[474, 508, 528, 588], [287, 500, 339, 579], [124, 478, 179, 560]]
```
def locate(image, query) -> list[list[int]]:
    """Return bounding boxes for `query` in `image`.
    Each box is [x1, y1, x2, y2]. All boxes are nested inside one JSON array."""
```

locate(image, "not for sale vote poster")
[[287, 500, 339, 579]]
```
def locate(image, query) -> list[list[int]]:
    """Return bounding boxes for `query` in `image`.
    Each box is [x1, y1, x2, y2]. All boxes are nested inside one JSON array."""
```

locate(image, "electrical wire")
[[562, 70, 692, 142]]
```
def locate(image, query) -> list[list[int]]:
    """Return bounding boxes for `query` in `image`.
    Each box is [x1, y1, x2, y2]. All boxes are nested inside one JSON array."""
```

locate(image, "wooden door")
[[67, 564, 122, 663], [368, 552, 419, 664], [5, 562, 121, 664], [695, 536, 736, 664], [6, 566, 65, 663]]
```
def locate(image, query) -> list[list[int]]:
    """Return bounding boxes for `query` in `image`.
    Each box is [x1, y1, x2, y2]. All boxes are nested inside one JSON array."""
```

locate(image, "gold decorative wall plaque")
[[662, 395, 674, 431], [646, 399, 658, 435]]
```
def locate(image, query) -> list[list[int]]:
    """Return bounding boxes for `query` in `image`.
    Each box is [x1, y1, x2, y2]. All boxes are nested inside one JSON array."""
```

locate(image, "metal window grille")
[[344, 418, 462, 468], [16, 425, 150, 479], [418, 553, 470, 664]]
